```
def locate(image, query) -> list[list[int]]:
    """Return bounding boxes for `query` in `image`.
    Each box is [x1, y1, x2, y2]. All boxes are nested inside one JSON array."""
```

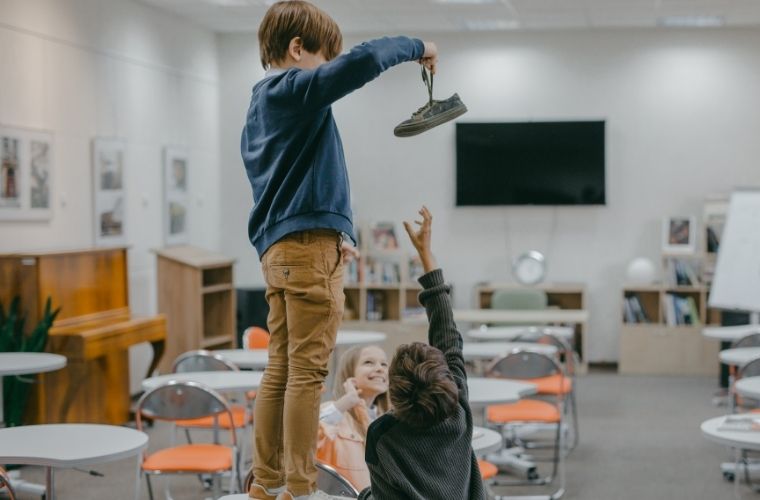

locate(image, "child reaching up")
[[359, 207, 485, 500]]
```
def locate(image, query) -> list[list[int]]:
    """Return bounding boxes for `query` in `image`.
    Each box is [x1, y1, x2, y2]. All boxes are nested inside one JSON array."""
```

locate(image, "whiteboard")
[[709, 190, 760, 312]]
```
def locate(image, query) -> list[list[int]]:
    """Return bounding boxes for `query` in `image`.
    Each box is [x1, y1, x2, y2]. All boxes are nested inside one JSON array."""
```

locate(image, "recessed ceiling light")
[[464, 19, 519, 31], [658, 15, 724, 28]]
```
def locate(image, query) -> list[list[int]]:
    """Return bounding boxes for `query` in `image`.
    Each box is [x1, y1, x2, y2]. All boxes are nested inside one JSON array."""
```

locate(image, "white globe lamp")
[[626, 257, 657, 285]]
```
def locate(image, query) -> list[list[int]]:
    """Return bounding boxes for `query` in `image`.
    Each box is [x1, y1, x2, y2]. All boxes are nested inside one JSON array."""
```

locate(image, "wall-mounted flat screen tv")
[[456, 121, 606, 206]]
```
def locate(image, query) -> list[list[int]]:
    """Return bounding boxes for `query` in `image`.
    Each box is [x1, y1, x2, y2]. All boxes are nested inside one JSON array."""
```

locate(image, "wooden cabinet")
[[474, 283, 588, 372], [619, 285, 720, 375], [155, 246, 235, 373]]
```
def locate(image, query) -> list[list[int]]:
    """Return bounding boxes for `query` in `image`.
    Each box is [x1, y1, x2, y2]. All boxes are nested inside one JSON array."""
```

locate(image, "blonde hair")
[[333, 345, 390, 438], [258, 0, 343, 69]]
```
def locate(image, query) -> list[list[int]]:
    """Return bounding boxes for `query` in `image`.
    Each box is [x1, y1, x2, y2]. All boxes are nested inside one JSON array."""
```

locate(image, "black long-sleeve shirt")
[[359, 268, 486, 500]]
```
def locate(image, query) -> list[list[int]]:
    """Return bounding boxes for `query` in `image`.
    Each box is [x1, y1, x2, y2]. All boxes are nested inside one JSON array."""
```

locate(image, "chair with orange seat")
[[136, 380, 239, 499], [514, 329, 579, 451], [484, 351, 566, 499], [0, 466, 17, 500], [242, 326, 270, 350], [172, 350, 253, 468]]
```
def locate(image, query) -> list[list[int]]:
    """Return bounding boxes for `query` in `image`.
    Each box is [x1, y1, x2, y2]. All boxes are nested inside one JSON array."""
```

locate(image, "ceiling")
[[139, 0, 760, 34]]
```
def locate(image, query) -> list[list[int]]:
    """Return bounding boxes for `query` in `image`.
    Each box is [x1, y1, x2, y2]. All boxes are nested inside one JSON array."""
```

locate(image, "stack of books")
[[662, 293, 701, 326], [623, 295, 651, 324]]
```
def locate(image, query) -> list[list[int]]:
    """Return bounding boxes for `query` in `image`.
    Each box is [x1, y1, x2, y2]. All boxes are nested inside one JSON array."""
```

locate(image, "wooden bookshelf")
[[343, 223, 424, 322], [619, 196, 730, 375], [155, 246, 236, 372]]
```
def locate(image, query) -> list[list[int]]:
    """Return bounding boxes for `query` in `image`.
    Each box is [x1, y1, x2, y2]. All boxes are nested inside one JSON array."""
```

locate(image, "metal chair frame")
[[513, 328, 580, 452], [171, 349, 251, 483], [136, 380, 239, 500], [0, 466, 18, 500], [484, 350, 566, 500]]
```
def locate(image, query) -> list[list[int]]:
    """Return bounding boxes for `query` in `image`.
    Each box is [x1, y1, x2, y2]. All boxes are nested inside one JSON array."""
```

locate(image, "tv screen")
[[456, 121, 606, 206]]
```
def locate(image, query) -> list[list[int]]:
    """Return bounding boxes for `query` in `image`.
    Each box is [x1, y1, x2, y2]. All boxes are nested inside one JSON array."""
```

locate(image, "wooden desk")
[[472, 282, 588, 371]]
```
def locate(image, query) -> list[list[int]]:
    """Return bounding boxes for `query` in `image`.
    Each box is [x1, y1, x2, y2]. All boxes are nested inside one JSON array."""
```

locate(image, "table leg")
[[46, 466, 55, 500], [0, 375, 4, 427], [135, 454, 142, 500]]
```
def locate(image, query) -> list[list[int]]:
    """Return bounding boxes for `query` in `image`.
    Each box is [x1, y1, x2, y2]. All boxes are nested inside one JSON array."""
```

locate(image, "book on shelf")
[[662, 293, 701, 326], [371, 222, 399, 250], [623, 295, 651, 324], [366, 290, 384, 321], [664, 257, 701, 287], [364, 256, 400, 284], [408, 255, 424, 283]]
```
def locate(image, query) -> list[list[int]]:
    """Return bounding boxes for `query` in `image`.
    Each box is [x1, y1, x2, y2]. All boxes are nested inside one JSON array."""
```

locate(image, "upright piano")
[[0, 247, 166, 424]]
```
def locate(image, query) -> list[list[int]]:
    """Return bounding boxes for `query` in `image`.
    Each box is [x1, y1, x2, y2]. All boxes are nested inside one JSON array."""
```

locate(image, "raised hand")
[[403, 206, 437, 273]]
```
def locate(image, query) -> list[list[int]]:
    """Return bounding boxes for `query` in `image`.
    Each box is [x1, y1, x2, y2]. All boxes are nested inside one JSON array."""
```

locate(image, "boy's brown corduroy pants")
[[253, 229, 344, 496]]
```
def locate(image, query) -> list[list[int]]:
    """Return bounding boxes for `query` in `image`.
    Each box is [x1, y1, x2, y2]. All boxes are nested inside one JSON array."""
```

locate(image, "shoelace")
[[412, 67, 437, 117]]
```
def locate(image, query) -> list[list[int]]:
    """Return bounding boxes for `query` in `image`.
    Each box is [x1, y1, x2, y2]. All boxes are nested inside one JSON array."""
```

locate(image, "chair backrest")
[[243, 463, 358, 497], [732, 333, 760, 349], [243, 326, 270, 350], [514, 328, 577, 376], [136, 380, 237, 446], [739, 358, 760, 380], [0, 466, 17, 500], [316, 462, 359, 498], [490, 289, 548, 311], [487, 350, 563, 381], [172, 349, 239, 373]]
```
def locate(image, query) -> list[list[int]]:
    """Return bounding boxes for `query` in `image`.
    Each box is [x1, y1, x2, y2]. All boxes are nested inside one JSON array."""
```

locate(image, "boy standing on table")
[[241, 2, 438, 498], [359, 206, 485, 500]]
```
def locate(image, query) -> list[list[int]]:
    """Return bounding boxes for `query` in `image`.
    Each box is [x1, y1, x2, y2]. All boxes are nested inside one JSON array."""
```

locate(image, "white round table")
[[142, 371, 263, 392], [472, 426, 502, 456], [719, 347, 760, 367], [214, 349, 269, 369], [702, 415, 760, 451], [703, 324, 760, 342], [736, 377, 760, 400], [218, 426, 503, 500], [0, 353, 66, 427], [214, 331, 388, 371], [0, 424, 148, 500], [336, 330, 387, 346], [467, 377, 537, 408], [463, 342, 557, 361], [467, 326, 574, 342]]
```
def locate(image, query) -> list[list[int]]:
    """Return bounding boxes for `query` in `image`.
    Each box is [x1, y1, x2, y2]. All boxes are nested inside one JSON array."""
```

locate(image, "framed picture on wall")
[[163, 146, 189, 246], [662, 216, 697, 254], [92, 138, 127, 246], [0, 125, 53, 221]]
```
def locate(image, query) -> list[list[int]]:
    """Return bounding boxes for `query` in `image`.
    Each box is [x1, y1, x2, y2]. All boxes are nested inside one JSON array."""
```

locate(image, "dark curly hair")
[[389, 342, 459, 428]]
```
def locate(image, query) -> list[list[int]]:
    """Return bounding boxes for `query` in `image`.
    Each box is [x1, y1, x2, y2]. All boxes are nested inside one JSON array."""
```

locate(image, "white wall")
[[219, 28, 760, 362], [0, 0, 221, 317]]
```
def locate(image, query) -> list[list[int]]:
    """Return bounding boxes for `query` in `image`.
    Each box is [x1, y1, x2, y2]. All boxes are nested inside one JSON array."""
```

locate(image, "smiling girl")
[[316, 345, 390, 490]]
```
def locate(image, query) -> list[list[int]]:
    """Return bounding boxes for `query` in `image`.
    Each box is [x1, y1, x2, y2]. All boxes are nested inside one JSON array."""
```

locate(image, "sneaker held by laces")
[[394, 66, 467, 138]]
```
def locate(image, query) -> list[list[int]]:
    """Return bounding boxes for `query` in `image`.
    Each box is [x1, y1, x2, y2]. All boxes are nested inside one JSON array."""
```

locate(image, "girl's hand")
[[335, 378, 363, 412]]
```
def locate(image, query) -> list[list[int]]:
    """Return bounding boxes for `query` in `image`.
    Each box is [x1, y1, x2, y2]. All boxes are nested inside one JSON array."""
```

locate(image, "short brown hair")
[[389, 342, 459, 428], [258, 1, 343, 69]]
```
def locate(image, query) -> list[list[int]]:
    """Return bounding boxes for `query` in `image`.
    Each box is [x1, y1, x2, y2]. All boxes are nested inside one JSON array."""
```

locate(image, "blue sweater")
[[241, 36, 425, 257]]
